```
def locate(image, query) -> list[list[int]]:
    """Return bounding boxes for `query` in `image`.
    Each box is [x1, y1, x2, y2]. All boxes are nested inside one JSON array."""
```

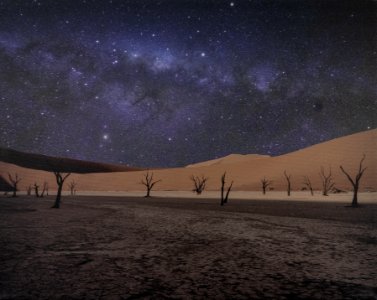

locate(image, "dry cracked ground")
[[0, 195, 376, 299]]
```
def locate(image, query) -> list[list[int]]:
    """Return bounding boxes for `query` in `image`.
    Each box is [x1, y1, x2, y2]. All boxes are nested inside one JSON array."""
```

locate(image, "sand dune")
[[0, 147, 139, 173], [0, 129, 376, 193], [186, 153, 270, 168]]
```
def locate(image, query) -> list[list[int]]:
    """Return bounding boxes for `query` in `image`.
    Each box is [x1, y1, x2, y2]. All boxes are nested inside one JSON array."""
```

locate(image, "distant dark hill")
[[0, 148, 140, 174]]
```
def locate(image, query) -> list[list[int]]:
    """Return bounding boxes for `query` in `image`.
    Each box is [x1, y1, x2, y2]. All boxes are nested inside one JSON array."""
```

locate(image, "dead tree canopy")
[[261, 177, 272, 195], [34, 182, 48, 198], [34, 183, 40, 197], [283, 171, 292, 196], [27, 185, 32, 196], [319, 166, 335, 196], [191, 175, 208, 195], [220, 172, 233, 206], [302, 176, 314, 196], [8, 173, 21, 197], [69, 180, 77, 196], [340, 155, 367, 207], [141, 171, 161, 197], [52, 172, 71, 208]]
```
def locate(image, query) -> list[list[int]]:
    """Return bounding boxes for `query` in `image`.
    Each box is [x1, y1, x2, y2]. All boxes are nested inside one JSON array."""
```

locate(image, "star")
[[0, 0, 374, 168]]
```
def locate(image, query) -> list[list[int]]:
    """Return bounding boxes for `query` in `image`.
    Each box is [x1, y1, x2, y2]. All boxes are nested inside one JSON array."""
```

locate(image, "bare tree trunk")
[[352, 186, 358, 207], [141, 171, 161, 198], [284, 171, 292, 196], [340, 155, 367, 208], [303, 176, 314, 196], [11, 182, 16, 197], [34, 183, 40, 197], [221, 184, 224, 205], [261, 177, 272, 195], [51, 172, 71, 209], [220, 172, 233, 205], [319, 166, 335, 196], [40, 182, 47, 198], [8, 173, 21, 198], [52, 184, 63, 208], [190, 175, 208, 195], [27, 185, 32, 196], [224, 181, 233, 204], [69, 181, 77, 196]]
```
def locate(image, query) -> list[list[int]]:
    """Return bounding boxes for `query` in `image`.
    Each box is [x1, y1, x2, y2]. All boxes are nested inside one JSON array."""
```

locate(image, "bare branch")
[[283, 171, 292, 196], [339, 166, 355, 186], [7, 173, 21, 197], [261, 177, 272, 194], [191, 175, 208, 195], [220, 172, 233, 205], [63, 173, 71, 181], [69, 180, 77, 195], [358, 154, 366, 174], [302, 175, 314, 196], [141, 171, 161, 197], [319, 166, 335, 196], [339, 155, 367, 207]]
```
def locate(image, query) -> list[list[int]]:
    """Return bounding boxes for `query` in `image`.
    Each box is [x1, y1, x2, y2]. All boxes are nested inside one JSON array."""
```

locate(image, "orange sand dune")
[[0, 129, 376, 192], [186, 154, 270, 168]]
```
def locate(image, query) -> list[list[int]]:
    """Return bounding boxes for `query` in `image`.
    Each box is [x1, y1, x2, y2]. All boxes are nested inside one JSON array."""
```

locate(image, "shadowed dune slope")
[[0, 147, 140, 173], [0, 129, 376, 192]]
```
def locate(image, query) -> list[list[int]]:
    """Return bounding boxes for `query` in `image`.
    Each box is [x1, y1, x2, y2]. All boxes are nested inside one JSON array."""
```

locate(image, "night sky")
[[0, 1, 376, 168]]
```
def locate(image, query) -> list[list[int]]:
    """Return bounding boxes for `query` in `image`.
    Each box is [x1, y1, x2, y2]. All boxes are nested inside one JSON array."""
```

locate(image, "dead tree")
[[40, 182, 48, 198], [43, 182, 48, 196], [52, 172, 71, 208], [340, 155, 367, 207], [141, 171, 161, 197], [302, 176, 314, 196], [34, 183, 40, 197], [34, 182, 47, 198], [190, 175, 208, 195], [8, 173, 21, 197], [261, 177, 272, 195], [319, 166, 335, 196], [220, 172, 233, 205], [283, 171, 292, 196], [27, 185, 32, 196], [69, 180, 77, 196]]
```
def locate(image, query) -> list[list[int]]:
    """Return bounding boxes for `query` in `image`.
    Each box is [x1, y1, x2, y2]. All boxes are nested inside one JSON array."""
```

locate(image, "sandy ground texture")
[[0, 195, 376, 299], [68, 190, 377, 204]]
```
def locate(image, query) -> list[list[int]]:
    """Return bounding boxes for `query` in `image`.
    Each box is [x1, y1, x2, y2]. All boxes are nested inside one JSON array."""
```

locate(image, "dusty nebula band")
[[0, 0, 376, 167]]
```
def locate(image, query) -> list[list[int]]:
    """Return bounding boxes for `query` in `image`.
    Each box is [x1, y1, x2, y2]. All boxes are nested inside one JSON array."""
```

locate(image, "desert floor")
[[0, 195, 376, 299]]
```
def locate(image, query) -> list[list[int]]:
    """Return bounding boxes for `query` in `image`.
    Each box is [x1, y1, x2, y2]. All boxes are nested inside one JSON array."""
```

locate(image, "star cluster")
[[0, 0, 376, 167]]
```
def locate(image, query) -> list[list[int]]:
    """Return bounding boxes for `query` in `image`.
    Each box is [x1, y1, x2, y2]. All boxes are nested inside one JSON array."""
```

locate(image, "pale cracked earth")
[[0, 196, 376, 299]]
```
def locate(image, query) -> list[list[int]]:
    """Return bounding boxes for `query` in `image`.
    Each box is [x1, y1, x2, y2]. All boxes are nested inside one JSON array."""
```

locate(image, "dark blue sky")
[[0, 0, 376, 167]]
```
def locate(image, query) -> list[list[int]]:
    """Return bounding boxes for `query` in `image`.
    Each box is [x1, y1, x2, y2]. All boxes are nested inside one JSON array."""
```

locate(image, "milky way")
[[0, 0, 376, 167]]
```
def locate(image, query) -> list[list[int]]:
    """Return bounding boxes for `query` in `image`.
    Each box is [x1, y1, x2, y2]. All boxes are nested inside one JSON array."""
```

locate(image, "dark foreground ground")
[[0, 196, 376, 299]]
